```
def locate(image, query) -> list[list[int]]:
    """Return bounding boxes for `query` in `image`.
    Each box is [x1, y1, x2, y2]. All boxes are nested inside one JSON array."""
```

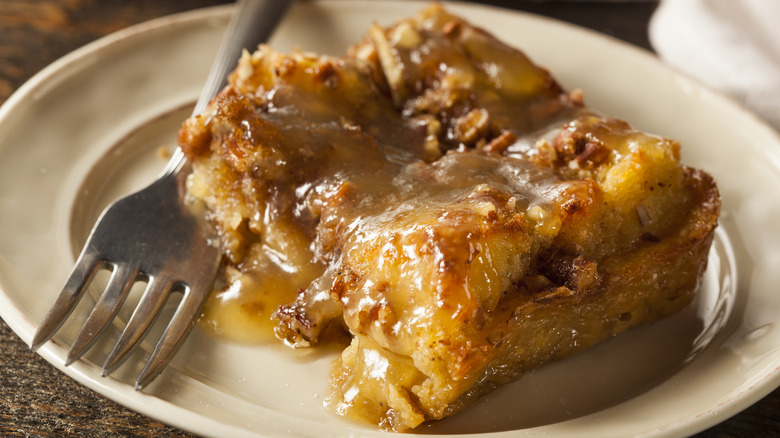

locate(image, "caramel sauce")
[[194, 58, 578, 343], [187, 14, 586, 343]]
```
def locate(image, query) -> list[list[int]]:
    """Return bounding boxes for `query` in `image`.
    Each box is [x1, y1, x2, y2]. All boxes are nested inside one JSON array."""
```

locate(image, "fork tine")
[[134, 282, 210, 390], [102, 276, 174, 376], [65, 265, 138, 366], [30, 251, 103, 351]]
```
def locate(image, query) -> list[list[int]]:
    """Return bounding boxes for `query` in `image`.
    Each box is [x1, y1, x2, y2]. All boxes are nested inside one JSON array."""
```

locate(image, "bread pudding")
[[178, 5, 720, 431]]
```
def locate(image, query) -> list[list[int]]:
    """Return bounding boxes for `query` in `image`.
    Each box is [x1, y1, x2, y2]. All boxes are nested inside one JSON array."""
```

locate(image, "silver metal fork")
[[30, 0, 293, 390]]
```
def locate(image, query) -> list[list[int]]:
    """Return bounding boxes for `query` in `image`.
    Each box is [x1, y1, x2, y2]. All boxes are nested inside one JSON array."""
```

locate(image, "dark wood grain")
[[0, 1, 777, 437]]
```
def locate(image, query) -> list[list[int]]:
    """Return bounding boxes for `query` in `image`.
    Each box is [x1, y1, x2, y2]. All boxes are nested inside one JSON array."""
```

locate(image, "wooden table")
[[1, 1, 777, 436]]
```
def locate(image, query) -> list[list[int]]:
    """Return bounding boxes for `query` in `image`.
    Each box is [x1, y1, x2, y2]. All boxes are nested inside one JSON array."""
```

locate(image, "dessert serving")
[[177, 4, 720, 432]]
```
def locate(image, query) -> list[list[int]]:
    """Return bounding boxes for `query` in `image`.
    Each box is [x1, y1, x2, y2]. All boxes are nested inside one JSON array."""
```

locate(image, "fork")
[[30, 0, 293, 390]]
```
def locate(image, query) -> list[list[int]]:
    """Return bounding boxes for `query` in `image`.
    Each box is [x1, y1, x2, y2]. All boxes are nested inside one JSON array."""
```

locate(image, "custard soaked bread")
[[178, 5, 720, 431]]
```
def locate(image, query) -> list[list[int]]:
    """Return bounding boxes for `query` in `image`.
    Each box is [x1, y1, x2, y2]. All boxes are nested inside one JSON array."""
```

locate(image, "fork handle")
[[193, 0, 293, 116], [164, 0, 294, 176]]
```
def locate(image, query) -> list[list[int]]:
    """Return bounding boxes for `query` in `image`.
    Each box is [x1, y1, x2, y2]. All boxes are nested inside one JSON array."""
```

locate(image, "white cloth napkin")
[[649, 0, 780, 131]]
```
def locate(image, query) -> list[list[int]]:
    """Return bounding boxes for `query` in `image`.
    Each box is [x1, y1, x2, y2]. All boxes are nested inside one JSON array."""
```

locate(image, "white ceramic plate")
[[1, 2, 779, 437]]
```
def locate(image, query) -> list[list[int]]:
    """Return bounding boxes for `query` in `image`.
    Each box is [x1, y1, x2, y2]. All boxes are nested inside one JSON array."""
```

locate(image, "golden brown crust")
[[179, 4, 720, 432]]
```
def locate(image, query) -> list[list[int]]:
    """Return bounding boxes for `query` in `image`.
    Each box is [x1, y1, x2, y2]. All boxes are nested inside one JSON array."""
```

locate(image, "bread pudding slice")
[[178, 5, 720, 432]]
